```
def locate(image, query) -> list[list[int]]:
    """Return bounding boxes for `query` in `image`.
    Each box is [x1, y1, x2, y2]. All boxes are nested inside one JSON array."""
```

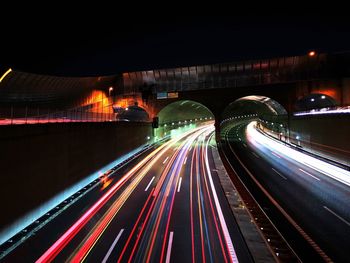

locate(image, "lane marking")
[[165, 231, 174, 263], [163, 157, 169, 164], [177, 177, 183, 193], [252, 152, 260, 158], [183, 156, 188, 165], [272, 168, 287, 180], [145, 176, 155, 191], [271, 151, 281, 159], [299, 168, 321, 181], [323, 206, 350, 227], [101, 229, 124, 263]]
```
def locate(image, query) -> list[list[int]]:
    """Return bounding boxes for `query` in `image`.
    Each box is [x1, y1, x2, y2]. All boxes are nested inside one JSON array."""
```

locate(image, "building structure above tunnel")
[[1, 51, 350, 122]]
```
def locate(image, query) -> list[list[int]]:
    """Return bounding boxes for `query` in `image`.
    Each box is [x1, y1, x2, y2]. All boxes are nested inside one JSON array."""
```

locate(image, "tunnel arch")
[[222, 95, 287, 121], [294, 93, 338, 111], [157, 100, 214, 125]]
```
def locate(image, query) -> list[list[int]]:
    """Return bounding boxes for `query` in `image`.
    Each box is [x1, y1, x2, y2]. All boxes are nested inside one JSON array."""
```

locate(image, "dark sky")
[[2, 5, 350, 76]]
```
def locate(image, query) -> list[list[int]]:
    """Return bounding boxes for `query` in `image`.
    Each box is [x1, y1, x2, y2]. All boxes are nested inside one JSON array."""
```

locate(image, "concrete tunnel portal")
[[155, 100, 215, 138], [153, 97, 287, 138], [222, 95, 288, 122]]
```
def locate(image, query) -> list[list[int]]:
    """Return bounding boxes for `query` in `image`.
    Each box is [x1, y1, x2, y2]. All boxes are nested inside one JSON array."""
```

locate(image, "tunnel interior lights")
[[294, 106, 350, 116], [246, 121, 350, 187]]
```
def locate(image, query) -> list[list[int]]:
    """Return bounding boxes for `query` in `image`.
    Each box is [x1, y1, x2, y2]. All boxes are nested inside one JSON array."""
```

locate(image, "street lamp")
[[108, 87, 113, 96], [308, 51, 316, 57]]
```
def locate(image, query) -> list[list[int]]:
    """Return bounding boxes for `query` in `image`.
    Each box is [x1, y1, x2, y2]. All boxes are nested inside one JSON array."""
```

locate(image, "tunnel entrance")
[[155, 100, 214, 139], [221, 95, 288, 140], [222, 95, 287, 121]]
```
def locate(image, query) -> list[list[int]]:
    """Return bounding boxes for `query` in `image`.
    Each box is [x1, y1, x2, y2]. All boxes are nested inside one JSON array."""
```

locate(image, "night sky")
[[2, 5, 350, 77]]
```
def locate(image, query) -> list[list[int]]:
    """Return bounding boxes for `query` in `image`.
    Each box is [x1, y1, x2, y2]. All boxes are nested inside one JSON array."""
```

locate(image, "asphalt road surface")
[[3, 124, 252, 263], [221, 120, 350, 262]]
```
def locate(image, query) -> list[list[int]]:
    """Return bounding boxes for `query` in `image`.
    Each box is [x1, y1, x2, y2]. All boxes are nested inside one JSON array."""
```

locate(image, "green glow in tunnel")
[[158, 100, 214, 124], [154, 100, 214, 139]]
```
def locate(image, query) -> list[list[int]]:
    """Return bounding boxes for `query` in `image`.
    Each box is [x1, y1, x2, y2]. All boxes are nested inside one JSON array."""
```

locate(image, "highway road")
[[3, 124, 251, 262], [221, 120, 350, 262]]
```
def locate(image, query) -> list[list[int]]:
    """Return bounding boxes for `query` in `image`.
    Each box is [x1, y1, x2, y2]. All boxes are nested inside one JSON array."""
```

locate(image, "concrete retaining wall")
[[258, 114, 350, 167], [0, 122, 152, 230], [288, 114, 350, 167]]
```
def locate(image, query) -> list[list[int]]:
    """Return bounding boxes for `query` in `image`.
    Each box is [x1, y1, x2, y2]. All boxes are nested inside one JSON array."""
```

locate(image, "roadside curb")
[[209, 136, 276, 263]]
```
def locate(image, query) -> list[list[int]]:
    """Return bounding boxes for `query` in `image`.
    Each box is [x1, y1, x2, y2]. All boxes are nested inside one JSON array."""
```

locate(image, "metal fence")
[[0, 97, 117, 125]]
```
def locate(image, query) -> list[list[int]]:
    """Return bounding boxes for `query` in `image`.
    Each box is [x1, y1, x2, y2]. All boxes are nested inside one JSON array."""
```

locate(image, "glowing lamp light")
[[311, 98, 315, 102], [321, 95, 326, 99], [308, 51, 316, 57], [0, 68, 12, 83], [108, 87, 114, 96], [125, 107, 129, 111]]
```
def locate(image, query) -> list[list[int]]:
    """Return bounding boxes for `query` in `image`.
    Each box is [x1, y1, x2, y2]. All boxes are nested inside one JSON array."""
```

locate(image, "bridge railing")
[[122, 52, 337, 93]]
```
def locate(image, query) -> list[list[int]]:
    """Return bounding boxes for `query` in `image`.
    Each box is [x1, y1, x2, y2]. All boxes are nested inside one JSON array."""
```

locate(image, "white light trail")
[[204, 132, 239, 263], [246, 121, 350, 187]]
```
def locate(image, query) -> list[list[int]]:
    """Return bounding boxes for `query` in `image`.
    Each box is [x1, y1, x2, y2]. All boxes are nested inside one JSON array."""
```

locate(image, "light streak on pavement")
[[28, 124, 243, 263], [246, 121, 350, 187]]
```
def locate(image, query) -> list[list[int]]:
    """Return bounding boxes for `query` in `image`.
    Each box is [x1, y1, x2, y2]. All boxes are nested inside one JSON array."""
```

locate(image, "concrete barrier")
[[0, 122, 152, 232]]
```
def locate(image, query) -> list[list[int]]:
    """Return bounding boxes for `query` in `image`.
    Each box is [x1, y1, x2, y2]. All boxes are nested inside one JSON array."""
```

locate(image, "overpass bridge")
[[1, 51, 350, 124]]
